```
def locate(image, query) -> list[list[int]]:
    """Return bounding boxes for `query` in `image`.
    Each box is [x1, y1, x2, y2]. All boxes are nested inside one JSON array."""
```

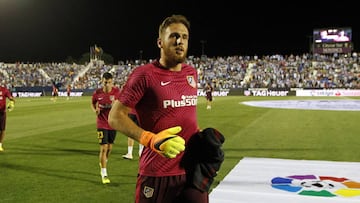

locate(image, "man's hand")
[[7, 101, 15, 112], [95, 107, 100, 115], [140, 126, 185, 158]]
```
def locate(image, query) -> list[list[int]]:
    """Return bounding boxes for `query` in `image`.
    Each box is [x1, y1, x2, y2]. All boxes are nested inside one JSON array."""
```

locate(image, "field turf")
[[1, 96, 359, 202]]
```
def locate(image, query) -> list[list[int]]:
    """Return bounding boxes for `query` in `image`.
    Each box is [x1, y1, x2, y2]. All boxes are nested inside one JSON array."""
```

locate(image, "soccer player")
[[66, 84, 71, 100], [91, 72, 120, 184], [204, 82, 214, 109], [0, 84, 15, 152], [122, 109, 144, 160], [109, 15, 208, 202], [51, 80, 59, 102]]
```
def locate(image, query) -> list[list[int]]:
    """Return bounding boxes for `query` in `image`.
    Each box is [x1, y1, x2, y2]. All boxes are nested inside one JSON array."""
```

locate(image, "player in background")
[[91, 72, 120, 184], [51, 82, 58, 102], [109, 14, 209, 202], [122, 108, 144, 160], [66, 84, 71, 100], [0, 84, 15, 152], [204, 82, 214, 109]]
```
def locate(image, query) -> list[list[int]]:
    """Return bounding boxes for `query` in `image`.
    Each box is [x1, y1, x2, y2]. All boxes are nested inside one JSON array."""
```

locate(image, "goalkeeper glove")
[[7, 101, 15, 112], [140, 126, 185, 158]]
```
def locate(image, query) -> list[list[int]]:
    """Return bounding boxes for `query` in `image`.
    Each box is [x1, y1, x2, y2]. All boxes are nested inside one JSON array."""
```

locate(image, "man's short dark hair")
[[102, 72, 113, 80]]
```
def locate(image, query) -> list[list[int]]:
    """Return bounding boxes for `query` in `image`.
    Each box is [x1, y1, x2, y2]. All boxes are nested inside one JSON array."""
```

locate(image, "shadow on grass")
[[1, 144, 138, 187]]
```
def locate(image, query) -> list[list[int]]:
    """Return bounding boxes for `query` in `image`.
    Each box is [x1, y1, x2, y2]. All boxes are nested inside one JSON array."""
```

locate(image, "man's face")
[[160, 23, 189, 63], [102, 78, 113, 91]]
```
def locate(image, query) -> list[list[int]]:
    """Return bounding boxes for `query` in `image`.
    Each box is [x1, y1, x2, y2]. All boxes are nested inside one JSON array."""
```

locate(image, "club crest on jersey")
[[143, 186, 154, 198], [110, 95, 115, 101], [187, 76, 196, 88]]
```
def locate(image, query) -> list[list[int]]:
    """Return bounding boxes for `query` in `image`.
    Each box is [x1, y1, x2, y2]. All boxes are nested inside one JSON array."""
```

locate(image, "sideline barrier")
[[11, 87, 360, 97]]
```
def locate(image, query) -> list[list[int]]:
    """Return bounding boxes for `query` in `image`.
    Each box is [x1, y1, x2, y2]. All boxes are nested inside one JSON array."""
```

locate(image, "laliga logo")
[[271, 175, 360, 198]]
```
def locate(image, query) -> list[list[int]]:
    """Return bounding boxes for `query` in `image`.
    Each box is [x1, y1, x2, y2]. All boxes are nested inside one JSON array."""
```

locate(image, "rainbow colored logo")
[[271, 175, 360, 197]]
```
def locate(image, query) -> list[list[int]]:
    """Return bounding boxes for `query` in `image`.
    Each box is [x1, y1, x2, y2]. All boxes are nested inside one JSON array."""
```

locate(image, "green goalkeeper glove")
[[7, 101, 15, 112], [140, 126, 185, 158]]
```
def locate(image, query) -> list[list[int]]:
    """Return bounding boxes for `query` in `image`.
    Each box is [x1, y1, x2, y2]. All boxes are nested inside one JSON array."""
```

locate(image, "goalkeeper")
[[0, 85, 15, 152], [108, 15, 209, 203]]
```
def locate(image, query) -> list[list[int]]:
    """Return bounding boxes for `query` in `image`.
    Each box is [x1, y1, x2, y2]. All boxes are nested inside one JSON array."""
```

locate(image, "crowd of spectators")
[[0, 53, 359, 91]]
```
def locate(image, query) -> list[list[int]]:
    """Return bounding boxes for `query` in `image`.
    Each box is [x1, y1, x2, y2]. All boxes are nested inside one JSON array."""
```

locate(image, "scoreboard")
[[313, 27, 353, 54]]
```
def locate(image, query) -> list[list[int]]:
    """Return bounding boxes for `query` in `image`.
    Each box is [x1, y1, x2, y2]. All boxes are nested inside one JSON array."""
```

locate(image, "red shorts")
[[135, 174, 208, 203]]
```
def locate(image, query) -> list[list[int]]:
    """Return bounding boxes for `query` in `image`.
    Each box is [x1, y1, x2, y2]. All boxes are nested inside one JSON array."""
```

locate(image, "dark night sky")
[[0, 0, 358, 63]]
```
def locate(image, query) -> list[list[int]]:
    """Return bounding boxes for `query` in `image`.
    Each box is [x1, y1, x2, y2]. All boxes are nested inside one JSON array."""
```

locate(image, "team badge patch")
[[110, 95, 115, 101], [143, 186, 154, 198], [187, 76, 196, 88]]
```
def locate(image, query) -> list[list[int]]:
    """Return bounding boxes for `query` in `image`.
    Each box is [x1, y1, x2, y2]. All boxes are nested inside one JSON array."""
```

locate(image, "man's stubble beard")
[[171, 49, 187, 64]]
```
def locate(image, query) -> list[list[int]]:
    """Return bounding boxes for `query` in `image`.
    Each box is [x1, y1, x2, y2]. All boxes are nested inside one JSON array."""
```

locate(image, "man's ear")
[[157, 38, 162, 48]]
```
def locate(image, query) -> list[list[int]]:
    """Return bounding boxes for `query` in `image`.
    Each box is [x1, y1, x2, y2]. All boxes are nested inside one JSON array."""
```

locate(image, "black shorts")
[[97, 129, 116, 144], [206, 93, 213, 101], [0, 111, 6, 131], [135, 174, 208, 203]]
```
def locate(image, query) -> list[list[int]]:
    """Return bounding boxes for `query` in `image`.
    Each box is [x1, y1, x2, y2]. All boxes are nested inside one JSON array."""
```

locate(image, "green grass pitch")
[[1, 96, 359, 202]]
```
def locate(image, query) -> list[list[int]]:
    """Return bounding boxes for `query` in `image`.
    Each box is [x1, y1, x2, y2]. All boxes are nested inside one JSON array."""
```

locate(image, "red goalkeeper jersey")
[[92, 86, 120, 130], [119, 60, 199, 177], [0, 86, 13, 112]]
